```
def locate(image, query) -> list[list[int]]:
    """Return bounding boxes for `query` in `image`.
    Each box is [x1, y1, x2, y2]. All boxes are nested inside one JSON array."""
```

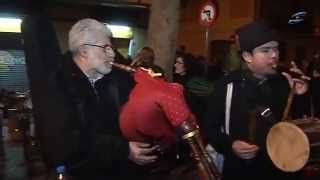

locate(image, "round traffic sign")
[[199, 1, 218, 28]]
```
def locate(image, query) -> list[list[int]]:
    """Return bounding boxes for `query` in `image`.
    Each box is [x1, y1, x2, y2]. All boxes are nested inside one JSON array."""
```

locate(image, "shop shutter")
[[0, 50, 28, 92]]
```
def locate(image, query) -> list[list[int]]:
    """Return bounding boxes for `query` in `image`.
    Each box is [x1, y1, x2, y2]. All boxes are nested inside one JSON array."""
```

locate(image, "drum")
[[266, 118, 320, 172]]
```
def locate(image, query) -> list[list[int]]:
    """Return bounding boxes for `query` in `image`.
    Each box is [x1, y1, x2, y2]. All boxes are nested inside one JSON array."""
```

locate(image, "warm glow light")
[[106, 24, 133, 39], [0, 18, 22, 33]]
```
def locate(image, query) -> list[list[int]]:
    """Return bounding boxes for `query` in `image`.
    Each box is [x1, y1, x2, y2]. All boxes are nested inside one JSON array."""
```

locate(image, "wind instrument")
[[113, 61, 221, 180], [109, 62, 162, 78], [180, 119, 222, 180]]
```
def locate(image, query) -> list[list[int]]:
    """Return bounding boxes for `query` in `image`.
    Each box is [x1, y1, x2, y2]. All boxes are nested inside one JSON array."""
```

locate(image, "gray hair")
[[68, 18, 112, 54]]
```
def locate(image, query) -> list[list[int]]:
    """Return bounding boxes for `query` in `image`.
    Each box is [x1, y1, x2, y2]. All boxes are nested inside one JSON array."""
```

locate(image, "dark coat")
[[47, 52, 137, 179], [204, 69, 302, 180]]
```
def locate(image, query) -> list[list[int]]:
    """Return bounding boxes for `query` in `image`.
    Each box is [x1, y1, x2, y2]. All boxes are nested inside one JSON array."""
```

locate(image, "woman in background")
[[173, 52, 214, 128], [131, 46, 164, 75]]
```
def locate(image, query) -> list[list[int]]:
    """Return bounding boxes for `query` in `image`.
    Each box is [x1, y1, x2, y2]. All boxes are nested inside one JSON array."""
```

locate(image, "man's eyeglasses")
[[83, 43, 116, 52]]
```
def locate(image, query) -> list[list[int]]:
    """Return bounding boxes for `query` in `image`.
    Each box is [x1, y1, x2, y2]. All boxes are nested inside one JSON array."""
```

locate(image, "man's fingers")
[[300, 75, 311, 81], [134, 154, 157, 165], [139, 146, 158, 154], [282, 72, 291, 80], [138, 143, 152, 148], [237, 146, 259, 153], [233, 140, 259, 153], [232, 140, 260, 160], [240, 152, 258, 159], [289, 67, 303, 74], [290, 61, 298, 69], [139, 154, 158, 161], [288, 61, 311, 80], [282, 72, 311, 82], [128, 141, 160, 165]]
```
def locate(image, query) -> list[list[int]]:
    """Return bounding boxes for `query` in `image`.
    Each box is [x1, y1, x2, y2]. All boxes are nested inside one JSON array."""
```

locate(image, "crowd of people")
[[3, 17, 319, 180]]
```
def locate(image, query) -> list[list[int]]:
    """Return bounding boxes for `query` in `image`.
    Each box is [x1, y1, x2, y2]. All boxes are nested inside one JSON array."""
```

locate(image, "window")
[[0, 50, 28, 92], [0, 18, 22, 33]]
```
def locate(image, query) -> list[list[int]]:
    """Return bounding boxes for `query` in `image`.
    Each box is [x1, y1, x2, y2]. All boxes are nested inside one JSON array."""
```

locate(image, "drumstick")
[[281, 82, 296, 121], [310, 142, 320, 147]]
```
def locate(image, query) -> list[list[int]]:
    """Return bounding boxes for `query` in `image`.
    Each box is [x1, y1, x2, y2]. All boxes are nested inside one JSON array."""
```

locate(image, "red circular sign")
[[199, 1, 218, 28]]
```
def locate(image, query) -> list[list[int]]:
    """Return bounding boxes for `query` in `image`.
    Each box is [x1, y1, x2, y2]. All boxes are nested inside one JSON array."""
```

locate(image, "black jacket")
[[204, 70, 301, 179], [46, 52, 136, 179]]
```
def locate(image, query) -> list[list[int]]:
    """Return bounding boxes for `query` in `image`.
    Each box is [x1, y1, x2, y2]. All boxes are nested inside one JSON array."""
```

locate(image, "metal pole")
[[205, 28, 210, 61], [204, 27, 210, 75]]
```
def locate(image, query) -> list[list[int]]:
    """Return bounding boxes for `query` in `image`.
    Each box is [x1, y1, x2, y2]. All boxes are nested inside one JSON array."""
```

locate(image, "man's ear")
[[78, 46, 88, 59], [242, 51, 253, 63]]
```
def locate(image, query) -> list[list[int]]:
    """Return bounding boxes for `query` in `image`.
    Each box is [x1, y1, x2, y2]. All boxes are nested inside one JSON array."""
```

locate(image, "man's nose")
[[269, 49, 279, 59], [108, 49, 116, 58]]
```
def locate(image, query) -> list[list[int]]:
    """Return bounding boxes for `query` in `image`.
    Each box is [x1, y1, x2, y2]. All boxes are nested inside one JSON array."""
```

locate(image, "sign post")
[[199, 0, 218, 64]]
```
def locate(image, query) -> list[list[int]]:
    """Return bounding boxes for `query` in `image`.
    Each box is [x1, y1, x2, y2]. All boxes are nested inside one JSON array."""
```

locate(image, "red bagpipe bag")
[[120, 69, 194, 147]]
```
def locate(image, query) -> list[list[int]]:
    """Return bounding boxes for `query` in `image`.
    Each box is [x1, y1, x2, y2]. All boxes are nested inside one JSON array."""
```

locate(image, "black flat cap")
[[238, 21, 277, 52]]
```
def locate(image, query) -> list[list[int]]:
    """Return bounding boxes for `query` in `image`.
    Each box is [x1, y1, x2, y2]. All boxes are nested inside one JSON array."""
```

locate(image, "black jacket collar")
[[61, 52, 88, 82]]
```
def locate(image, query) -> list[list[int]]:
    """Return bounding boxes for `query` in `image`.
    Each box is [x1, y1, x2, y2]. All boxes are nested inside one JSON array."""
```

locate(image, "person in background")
[[307, 49, 320, 78], [173, 53, 214, 128], [210, 40, 241, 77], [293, 46, 309, 73], [130, 46, 164, 75], [307, 49, 320, 117], [227, 32, 242, 73], [204, 21, 309, 180], [173, 52, 194, 86]]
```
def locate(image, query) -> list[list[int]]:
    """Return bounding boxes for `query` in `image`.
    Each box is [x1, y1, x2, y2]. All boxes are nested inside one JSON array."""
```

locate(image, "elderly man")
[[204, 21, 308, 180], [52, 18, 158, 180]]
